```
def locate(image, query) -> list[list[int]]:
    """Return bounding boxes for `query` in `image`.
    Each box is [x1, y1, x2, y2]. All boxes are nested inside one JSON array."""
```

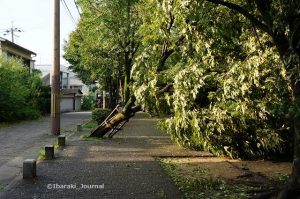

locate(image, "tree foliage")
[[68, 0, 299, 160], [131, 0, 296, 160], [64, 0, 140, 108]]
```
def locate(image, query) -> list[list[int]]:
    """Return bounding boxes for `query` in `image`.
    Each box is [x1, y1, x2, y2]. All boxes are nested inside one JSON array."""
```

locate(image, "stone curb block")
[[23, 159, 36, 179], [45, 145, 54, 160], [58, 135, 66, 147]]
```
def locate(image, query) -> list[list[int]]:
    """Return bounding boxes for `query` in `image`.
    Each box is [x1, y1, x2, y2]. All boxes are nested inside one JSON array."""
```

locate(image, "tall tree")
[[64, 0, 140, 107]]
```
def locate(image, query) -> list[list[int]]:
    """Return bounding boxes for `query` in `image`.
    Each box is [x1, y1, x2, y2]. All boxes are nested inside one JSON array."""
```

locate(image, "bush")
[[0, 56, 45, 122], [16, 107, 41, 120], [81, 94, 94, 111], [92, 108, 111, 124], [36, 85, 51, 114]]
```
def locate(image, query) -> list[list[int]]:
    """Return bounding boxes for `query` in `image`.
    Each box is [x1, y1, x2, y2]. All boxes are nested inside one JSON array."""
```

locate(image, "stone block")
[[23, 159, 36, 178], [45, 145, 54, 160], [77, 124, 82, 132], [58, 135, 66, 147]]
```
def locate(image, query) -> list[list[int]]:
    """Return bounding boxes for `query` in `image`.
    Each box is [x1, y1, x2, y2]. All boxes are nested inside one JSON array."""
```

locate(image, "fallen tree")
[[90, 96, 141, 137], [90, 2, 180, 138]]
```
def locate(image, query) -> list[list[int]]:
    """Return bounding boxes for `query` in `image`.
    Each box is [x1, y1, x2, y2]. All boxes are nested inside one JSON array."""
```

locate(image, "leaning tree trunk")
[[90, 96, 141, 137]]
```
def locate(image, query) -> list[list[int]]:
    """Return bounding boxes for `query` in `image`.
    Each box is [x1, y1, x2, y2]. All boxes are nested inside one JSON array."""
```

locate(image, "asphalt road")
[[0, 112, 91, 190]]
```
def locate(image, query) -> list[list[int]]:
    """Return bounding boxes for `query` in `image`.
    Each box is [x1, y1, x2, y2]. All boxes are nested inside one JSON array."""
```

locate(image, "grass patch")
[[157, 157, 262, 199], [37, 142, 60, 161], [38, 148, 46, 160], [0, 122, 12, 128], [267, 172, 290, 182], [156, 188, 167, 198], [82, 120, 98, 129], [53, 141, 60, 149], [80, 133, 103, 142]]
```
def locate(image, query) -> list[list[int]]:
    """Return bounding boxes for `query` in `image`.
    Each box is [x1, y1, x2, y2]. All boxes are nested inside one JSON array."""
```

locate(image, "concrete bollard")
[[45, 145, 54, 160], [77, 124, 82, 132], [23, 159, 36, 179], [58, 135, 66, 147]]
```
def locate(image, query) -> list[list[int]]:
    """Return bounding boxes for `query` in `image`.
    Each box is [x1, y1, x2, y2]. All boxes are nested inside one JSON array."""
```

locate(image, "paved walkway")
[[0, 112, 91, 191], [1, 112, 211, 199]]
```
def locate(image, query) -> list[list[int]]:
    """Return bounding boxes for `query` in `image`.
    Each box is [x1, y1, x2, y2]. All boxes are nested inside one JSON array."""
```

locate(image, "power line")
[[61, 0, 77, 26], [74, 0, 81, 16], [2, 22, 23, 43], [61, 0, 76, 25], [60, 0, 84, 41], [61, 0, 84, 41]]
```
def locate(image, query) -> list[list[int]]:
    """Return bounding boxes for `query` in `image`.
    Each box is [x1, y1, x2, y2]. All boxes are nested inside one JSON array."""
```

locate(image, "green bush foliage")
[[92, 108, 111, 124], [81, 94, 94, 111], [0, 56, 48, 122], [37, 85, 51, 114]]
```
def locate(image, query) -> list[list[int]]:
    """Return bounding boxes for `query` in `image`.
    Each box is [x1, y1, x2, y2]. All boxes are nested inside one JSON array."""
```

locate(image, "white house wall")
[[60, 98, 74, 112], [75, 97, 81, 111]]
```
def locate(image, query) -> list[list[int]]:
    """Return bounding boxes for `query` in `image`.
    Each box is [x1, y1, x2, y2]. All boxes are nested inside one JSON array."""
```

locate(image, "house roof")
[[69, 76, 84, 86], [35, 64, 70, 73], [61, 88, 83, 95], [0, 37, 36, 56]]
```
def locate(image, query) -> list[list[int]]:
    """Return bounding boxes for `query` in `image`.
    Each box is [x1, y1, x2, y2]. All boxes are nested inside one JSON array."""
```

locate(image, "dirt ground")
[[173, 157, 291, 181], [160, 157, 293, 198]]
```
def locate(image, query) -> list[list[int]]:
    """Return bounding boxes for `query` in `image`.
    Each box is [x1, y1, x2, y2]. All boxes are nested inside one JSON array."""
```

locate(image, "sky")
[[0, 0, 80, 72]]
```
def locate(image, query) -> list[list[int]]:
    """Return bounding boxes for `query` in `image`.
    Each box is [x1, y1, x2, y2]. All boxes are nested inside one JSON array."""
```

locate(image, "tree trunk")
[[277, 80, 300, 199], [124, 51, 132, 103], [90, 96, 141, 137], [291, 82, 300, 184]]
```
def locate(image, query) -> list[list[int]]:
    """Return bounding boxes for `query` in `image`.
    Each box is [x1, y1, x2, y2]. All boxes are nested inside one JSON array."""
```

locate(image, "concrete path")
[[0, 112, 91, 191], [0, 112, 211, 199]]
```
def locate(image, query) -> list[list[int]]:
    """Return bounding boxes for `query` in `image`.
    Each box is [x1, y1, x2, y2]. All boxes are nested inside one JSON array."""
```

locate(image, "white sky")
[[0, 0, 80, 71]]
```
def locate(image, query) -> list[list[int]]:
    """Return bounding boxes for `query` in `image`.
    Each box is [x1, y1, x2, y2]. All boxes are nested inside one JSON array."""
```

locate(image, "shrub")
[[81, 94, 94, 111], [0, 56, 44, 122], [16, 107, 41, 120], [92, 108, 111, 124], [37, 85, 51, 114]]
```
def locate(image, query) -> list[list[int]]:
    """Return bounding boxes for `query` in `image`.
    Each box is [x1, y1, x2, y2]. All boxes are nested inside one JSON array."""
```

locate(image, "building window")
[[60, 72, 69, 89]]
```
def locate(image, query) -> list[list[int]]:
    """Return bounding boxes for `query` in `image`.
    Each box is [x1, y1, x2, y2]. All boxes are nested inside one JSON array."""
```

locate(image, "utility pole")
[[3, 21, 22, 43], [51, 0, 60, 135]]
